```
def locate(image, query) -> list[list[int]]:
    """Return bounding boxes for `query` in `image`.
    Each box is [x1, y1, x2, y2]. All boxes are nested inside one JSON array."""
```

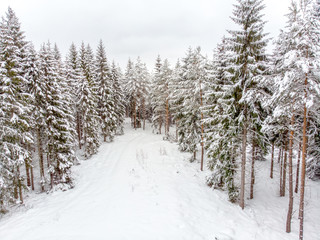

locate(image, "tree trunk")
[[30, 164, 34, 191], [295, 141, 301, 193], [281, 139, 288, 197], [17, 165, 23, 204], [133, 98, 136, 129], [142, 97, 146, 130], [77, 112, 82, 149], [299, 72, 308, 240], [278, 147, 282, 164], [280, 146, 283, 196], [270, 143, 274, 178], [240, 108, 247, 210], [165, 98, 169, 136], [47, 153, 53, 189], [25, 160, 31, 187], [37, 128, 45, 192], [286, 114, 295, 233], [250, 134, 255, 199], [200, 79, 204, 171]]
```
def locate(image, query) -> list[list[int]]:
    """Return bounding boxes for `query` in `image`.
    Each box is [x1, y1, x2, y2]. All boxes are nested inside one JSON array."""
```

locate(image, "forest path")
[[0, 120, 318, 240]]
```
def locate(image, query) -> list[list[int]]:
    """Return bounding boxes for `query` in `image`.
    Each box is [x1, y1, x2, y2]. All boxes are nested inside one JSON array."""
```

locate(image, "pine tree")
[[227, 0, 269, 209], [124, 59, 137, 127], [25, 44, 47, 191], [39, 42, 75, 190], [204, 37, 239, 202], [134, 57, 150, 130], [176, 47, 206, 161], [77, 42, 100, 158], [0, 7, 33, 209], [65, 43, 81, 148], [151, 55, 164, 133], [95, 40, 114, 141], [110, 61, 125, 135]]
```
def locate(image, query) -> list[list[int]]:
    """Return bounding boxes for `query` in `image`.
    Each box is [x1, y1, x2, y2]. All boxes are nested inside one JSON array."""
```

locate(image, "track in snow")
[[0, 120, 319, 240]]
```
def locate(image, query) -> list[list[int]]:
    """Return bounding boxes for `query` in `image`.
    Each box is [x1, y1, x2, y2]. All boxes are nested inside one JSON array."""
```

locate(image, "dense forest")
[[0, 0, 319, 239]]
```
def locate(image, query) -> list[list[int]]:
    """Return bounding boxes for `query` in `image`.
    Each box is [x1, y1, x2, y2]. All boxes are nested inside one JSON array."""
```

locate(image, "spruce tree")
[[110, 61, 125, 135], [77, 42, 100, 158], [25, 44, 47, 191], [204, 37, 239, 202], [176, 47, 206, 161], [227, 0, 269, 209], [39, 42, 75, 190], [0, 7, 33, 208], [95, 40, 114, 141]]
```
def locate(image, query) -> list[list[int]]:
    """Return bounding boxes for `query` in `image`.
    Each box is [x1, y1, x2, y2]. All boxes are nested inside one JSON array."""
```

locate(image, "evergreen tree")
[[134, 57, 150, 130], [227, 0, 269, 209], [77, 42, 100, 158], [176, 47, 206, 161], [65, 43, 82, 148], [39, 42, 75, 190], [151, 55, 164, 133], [0, 7, 33, 209], [123, 59, 134, 120], [110, 61, 125, 135], [204, 37, 239, 202], [25, 44, 47, 191], [95, 40, 114, 141]]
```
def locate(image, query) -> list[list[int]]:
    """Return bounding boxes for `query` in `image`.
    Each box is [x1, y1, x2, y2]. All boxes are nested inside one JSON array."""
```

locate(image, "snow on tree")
[[65, 43, 83, 148], [110, 61, 125, 135], [169, 59, 183, 140], [151, 55, 164, 133], [176, 47, 206, 161], [226, 0, 269, 209], [76, 42, 100, 158], [151, 56, 173, 137], [134, 57, 150, 130], [24, 43, 47, 191], [38, 42, 76, 190], [95, 40, 115, 141], [124, 59, 135, 122], [0, 7, 33, 209], [204, 37, 239, 202]]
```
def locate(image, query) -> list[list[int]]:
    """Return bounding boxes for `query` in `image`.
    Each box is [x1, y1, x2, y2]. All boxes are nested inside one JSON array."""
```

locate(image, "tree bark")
[[37, 128, 45, 192], [165, 98, 169, 136], [200, 78, 204, 171], [278, 147, 282, 164], [299, 72, 308, 240], [295, 141, 301, 193], [280, 146, 283, 196], [281, 138, 288, 197], [240, 107, 247, 210], [270, 142, 274, 179], [250, 134, 256, 199], [30, 164, 34, 191], [17, 165, 23, 204], [286, 114, 295, 233], [142, 97, 146, 130], [77, 112, 82, 149], [25, 160, 31, 187], [133, 98, 136, 129]]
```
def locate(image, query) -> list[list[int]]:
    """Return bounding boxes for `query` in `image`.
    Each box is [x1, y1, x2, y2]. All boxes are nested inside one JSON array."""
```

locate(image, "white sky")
[[0, 0, 291, 69]]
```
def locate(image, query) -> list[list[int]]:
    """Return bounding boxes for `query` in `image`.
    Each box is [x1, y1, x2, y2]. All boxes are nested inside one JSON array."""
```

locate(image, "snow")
[[0, 119, 319, 240]]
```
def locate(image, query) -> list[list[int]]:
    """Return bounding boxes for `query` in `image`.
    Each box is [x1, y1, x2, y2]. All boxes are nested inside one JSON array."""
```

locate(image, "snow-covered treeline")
[[0, 0, 320, 239], [145, 0, 320, 238], [0, 8, 125, 212]]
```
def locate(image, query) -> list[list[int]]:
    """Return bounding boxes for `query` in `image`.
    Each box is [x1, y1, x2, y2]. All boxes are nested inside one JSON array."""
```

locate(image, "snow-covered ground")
[[0, 120, 319, 240]]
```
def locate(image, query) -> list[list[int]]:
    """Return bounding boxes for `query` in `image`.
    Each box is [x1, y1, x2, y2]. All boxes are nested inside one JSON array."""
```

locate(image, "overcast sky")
[[0, 0, 291, 69]]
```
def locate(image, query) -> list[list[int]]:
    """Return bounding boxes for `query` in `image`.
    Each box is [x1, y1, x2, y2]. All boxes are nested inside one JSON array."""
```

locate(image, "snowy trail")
[[0, 120, 319, 240]]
